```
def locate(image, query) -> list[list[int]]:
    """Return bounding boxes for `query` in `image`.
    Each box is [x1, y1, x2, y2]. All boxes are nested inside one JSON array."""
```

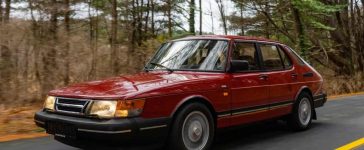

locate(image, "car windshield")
[[146, 39, 229, 72]]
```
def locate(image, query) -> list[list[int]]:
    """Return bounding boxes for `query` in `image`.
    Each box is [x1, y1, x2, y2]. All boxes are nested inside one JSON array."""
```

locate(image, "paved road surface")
[[1, 95, 364, 150]]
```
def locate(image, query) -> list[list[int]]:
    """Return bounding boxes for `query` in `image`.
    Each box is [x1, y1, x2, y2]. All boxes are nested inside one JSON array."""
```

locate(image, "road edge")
[[0, 132, 48, 143], [328, 92, 364, 101]]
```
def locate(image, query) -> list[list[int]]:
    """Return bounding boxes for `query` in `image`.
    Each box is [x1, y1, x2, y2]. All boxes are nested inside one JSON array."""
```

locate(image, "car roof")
[[177, 35, 282, 44]]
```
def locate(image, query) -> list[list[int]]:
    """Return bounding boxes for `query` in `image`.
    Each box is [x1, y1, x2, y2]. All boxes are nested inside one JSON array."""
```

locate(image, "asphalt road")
[[1, 95, 364, 150]]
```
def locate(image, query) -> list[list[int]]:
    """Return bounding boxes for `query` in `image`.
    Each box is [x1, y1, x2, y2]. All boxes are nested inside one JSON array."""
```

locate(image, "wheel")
[[288, 92, 313, 131], [168, 103, 215, 150]]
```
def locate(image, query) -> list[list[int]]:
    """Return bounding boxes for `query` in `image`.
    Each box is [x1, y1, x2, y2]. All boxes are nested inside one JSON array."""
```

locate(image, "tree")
[[151, 0, 155, 36], [4, 0, 10, 22], [87, 0, 99, 79], [63, 0, 71, 85], [199, 0, 202, 35], [0, 0, 3, 22], [166, 0, 173, 37], [189, 0, 195, 34], [110, 0, 118, 75], [209, 1, 214, 33], [216, 0, 227, 35], [291, 1, 308, 59]]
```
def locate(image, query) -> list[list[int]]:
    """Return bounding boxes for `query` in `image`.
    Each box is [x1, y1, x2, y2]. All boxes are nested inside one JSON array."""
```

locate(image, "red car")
[[35, 35, 326, 149]]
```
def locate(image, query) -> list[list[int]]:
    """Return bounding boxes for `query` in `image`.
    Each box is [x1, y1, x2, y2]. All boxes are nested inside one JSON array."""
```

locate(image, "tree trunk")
[[49, 0, 58, 39], [0, 0, 3, 22], [216, 0, 227, 35], [0, 0, 3, 99], [189, 0, 195, 34], [264, 2, 270, 38], [64, 0, 70, 85], [209, 1, 214, 33], [42, 0, 58, 97], [110, 0, 118, 75], [239, 4, 244, 36], [144, 0, 150, 39], [128, 0, 137, 72], [151, 0, 155, 36], [291, 4, 307, 58], [136, 0, 143, 46], [88, 0, 98, 79], [4, 0, 10, 22], [199, 0, 202, 35], [167, 0, 173, 37]]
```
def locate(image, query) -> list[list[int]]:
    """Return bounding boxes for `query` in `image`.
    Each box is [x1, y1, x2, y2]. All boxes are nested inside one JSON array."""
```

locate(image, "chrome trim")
[[56, 103, 84, 108], [77, 128, 132, 134], [232, 108, 268, 116], [314, 98, 324, 101], [55, 134, 66, 138], [34, 120, 45, 125], [55, 97, 91, 115], [270, 103, 293, 109], [217, 113, 231, 118], [218, 102, 293, 118], [140, 125, 168, 131]]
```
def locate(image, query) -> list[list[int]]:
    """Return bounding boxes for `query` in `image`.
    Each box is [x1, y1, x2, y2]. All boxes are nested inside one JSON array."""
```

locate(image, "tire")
[[288, 92, 313, 131], [168, 103, 215, 150]]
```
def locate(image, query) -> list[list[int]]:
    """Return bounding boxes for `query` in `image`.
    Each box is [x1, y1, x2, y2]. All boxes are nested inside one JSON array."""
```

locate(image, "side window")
[[232, 42, 260, 71], [277, 46, 292, 68], [260, 44, 284, 70]]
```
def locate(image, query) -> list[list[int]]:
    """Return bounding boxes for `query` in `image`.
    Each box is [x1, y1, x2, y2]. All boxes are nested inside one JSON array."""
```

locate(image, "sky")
[[8, 0, 237, 35]]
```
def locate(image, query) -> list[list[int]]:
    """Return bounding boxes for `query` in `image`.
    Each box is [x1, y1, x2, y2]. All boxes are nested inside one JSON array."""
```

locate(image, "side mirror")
[[230, 60, 250, 72]]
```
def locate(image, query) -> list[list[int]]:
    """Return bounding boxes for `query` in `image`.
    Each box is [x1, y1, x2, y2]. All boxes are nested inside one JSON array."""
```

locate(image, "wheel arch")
[[295, 86, 313, 101], [170, 95, 217, 125]]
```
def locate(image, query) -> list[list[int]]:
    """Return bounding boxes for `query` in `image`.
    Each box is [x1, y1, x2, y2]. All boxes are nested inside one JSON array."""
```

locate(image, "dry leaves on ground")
[[0, 105, 44, 136]]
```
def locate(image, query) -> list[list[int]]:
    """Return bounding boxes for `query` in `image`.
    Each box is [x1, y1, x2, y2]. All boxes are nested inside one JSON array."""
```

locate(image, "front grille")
[[55, 97, 90, 115]]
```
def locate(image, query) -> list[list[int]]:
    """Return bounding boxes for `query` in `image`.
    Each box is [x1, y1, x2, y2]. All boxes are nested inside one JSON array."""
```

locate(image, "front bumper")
[[313, 93, 327, 108], [34, 111, 170, 143]]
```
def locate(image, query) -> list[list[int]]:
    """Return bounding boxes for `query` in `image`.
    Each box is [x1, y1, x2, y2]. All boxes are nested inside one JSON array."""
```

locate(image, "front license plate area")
[[47, 122, 76, 138]]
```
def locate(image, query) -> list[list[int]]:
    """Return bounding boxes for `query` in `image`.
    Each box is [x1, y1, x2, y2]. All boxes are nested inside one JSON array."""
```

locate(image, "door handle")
[[291, 73, 298, 78], [259, 74, 268, 80]]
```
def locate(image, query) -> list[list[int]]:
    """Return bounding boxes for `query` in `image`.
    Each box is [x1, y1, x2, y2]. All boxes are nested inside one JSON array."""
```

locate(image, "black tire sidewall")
[[168, 103, 215, 150], [289, 92, 313, 131]]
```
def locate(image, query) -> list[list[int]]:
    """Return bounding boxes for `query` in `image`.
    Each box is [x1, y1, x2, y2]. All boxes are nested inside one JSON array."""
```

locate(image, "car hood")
[[48, 71, 224, 100]]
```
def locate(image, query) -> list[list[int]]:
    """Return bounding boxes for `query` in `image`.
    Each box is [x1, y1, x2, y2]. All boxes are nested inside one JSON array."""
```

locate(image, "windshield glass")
[[146, 40, 229, 72]]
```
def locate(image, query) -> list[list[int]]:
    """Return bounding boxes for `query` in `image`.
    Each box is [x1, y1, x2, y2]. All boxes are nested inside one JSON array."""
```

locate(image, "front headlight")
[[89, 99, 145, 118], [89, 101, 117, 118], [44, 96, 56, 111]]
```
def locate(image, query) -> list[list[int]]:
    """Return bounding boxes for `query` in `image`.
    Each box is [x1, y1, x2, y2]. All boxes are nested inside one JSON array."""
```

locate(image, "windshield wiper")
[[149, 62, 174, 73]]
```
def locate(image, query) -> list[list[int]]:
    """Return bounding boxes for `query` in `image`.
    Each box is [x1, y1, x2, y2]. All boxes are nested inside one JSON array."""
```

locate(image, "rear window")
[[277, 46, 292, 69], [285, 46, 306, 66]]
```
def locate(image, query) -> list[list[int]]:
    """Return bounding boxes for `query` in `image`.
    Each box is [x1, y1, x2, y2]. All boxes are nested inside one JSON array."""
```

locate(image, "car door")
[[258, 43, 296, 117], [229, 41, 272, 126]]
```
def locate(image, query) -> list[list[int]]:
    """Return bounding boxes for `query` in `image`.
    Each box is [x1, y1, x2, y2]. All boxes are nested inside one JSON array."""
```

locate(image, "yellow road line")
[[336, 138, 364, 150]]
